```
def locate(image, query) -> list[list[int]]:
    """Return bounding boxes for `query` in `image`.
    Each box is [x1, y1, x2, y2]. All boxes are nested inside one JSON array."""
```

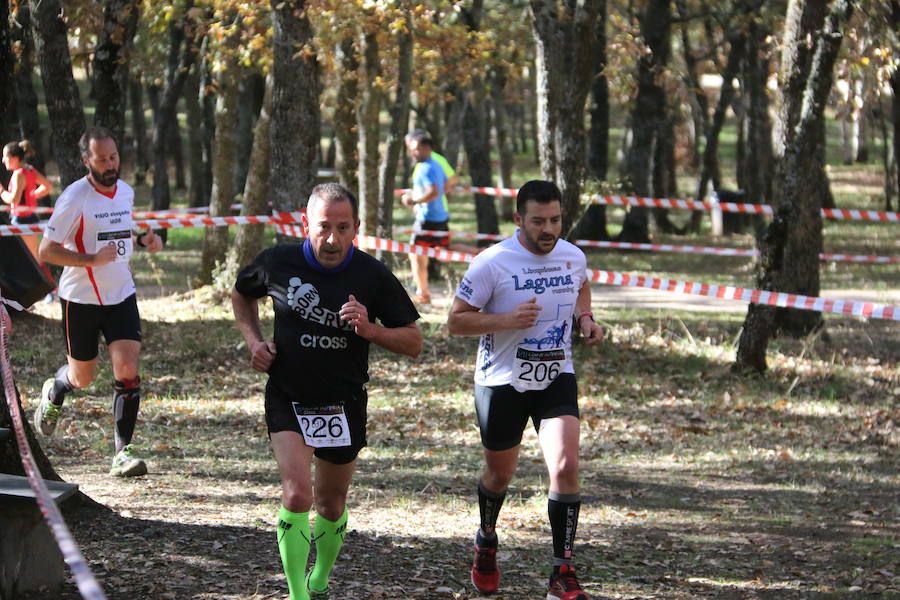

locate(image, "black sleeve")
[[372, 265, 420, 328], [233, 248, 272, 299]]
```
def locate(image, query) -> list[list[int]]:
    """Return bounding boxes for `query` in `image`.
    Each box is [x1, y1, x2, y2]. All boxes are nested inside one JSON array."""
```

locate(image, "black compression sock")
[[548, 491, 581, 565], [113, 376, 141, 452], [478, 480, 506, 535], [51, 365, 75, 406]]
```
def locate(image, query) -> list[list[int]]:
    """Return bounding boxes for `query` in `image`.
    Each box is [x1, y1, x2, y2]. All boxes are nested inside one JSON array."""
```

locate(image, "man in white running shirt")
[[448, 180, 604, 600], [34, 127, 163, 477]]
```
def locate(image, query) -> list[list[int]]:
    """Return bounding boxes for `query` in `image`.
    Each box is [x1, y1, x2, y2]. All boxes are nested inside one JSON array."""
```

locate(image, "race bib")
[[96, 229, 132, 262], [291, 403, 351, 448], [512, 347, 565, 392]]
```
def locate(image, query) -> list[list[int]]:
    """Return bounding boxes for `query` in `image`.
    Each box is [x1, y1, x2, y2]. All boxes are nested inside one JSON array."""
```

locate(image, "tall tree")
[[151, 2, 203, 211], [735, 0, 853, 373], [376, 4, 413, 249], [29, 0, 86, 186], [530, 0, 600, 233], [333, 36, 360, 194], [270, 0, 320, 217], [356, 26, 382, 234], [92, 0, 141, 148], [619, 0, 671, 243], [228, 74, 273, 273], [197, 15, 241, 286], [461, 0, 499, 236], [10, 2, 45, 173]]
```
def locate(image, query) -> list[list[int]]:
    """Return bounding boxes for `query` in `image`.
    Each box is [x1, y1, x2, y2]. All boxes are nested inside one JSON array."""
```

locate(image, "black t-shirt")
[[234, 243, 419, 402]]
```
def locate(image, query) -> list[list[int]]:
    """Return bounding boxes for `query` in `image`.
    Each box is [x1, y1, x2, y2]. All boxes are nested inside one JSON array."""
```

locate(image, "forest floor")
[[4, 177, 899, 599]]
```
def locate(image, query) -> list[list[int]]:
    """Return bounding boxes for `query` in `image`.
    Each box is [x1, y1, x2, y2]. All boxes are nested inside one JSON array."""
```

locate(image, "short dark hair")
[[79, 127, 118, 158], [307, 182, 358, 220], [516, 180, 562, 214], [404, 129, 428, 143], [407, 132, 432, 149]]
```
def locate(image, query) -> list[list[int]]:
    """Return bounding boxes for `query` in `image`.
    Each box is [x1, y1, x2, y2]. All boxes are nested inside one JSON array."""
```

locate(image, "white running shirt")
[[455, 233, 587, 391], [43, 177, 137, 306]]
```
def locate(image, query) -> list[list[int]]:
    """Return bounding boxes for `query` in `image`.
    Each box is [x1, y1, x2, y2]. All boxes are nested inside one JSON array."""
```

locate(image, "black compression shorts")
[[474, 373, 578, 451], [61, 294, 142, 361], [265, 383, 368, 465], [410, 219, 451, 249]]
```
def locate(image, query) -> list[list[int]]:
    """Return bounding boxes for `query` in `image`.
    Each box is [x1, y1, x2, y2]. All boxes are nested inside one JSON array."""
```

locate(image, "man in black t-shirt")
[[232, 183, 422, 600]]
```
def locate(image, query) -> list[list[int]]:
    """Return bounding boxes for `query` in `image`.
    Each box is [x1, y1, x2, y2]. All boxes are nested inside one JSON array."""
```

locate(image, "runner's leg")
[[272, 431, 316, 600]]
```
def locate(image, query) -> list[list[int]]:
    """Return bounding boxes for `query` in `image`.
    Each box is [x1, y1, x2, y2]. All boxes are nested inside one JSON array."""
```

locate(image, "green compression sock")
[[277, 506, 311, 600], [308, 509, 349, 592]]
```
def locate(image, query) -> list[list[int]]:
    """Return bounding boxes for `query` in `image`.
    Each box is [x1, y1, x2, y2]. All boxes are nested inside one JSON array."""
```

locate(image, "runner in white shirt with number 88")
[[448, 180, 604, 600]]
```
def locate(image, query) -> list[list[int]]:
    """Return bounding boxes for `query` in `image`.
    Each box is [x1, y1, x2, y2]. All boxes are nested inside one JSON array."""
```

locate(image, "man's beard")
[[90, 165, 118, 187]]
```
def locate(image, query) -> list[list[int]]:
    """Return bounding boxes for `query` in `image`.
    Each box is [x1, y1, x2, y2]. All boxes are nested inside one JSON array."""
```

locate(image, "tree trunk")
[[10, 3, 46, 174], [490, 65, 515, 221], [29, 0, 86, 187], [692, 31, 745, 232], [461, 0, 499, 236], [620, 0, 670, 243], [151, 3, 201, 210], [129, 75, 150, 185], [530, 0, 599, 234], [675, 0, 708, 171], [356, 29, 381, 235], [270, 0, 320, 220], [377, 10, 413, 254], [199, 38, 216, 209], [197, 26, 240, 287], [234, 73, 265, 195], [92, 0, 140, 148], [0, 1, 15, 150], [740, 18, 774, 231], [183, 65, 208, 207], [443, 87, 466, 170], [735, 0, 852, 373], [334, 37, 359, 194], [228, 74, 273, 271]]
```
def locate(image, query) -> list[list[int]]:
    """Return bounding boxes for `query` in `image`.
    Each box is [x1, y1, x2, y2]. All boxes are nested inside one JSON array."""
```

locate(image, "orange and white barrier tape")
[[273, 222, 900, 321], [0, 298, 108, 600], [587, 270, 898, 321]]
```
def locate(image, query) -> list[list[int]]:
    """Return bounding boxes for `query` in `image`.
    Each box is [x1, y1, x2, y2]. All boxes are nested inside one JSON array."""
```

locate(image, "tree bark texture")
[[620, 0, 670, 243], [334, 36, 359, 194], [377, 13, 413, 248], [674, 0, 707, 171], [490, 66, 515, 221], [197, 24, 241, 287], [0, 1, 15, 149], [234, 73, 265, 195], [28, 0, 86, 187], [735, 0, 853, 373], [183, 65, 208, 207], [692, 31, 745, 232], [151, 4, 201, 210], [129, 75, 150, 184], [356, 29, 381, 234], [10, 3, 45, 173], [92, 0, 140, 148], [270, 0, 320, 219], [530, 0, 599, 233], [443, 88, 467, 170], [460, 0, 499, 236], [229, 74, 273, 273]]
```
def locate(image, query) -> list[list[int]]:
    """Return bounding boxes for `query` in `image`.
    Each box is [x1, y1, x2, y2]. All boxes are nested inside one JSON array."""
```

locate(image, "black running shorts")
[[410, 219, 451, 249], [61, 294, 142, 361], [474, 373, 579, 451], [265, 383, 368, 465]]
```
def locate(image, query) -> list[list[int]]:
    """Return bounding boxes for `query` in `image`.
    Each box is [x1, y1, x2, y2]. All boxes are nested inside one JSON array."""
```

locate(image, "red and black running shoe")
[[546, 564, 589, 600], [470, 535, 500, 594]]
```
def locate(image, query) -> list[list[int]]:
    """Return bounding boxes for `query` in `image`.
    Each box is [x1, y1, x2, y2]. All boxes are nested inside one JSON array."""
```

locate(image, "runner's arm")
[[575, 280, 604, 345], [33, 170, 53, 200], [231, 288, 276, 372], [447, 296, 541, 336], [38, 237, 117, 267], [364, 322, 422, 358], [0, 171, 24, 205]]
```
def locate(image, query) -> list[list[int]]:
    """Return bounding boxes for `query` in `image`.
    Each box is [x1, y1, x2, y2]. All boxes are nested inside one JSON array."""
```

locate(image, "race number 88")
[[518, 361, 561, 383], [300, 415, 345, 439]]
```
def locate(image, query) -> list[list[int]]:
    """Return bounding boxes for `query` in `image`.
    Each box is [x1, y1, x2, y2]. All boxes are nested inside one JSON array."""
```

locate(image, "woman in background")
[[2, 140, 53, 260]]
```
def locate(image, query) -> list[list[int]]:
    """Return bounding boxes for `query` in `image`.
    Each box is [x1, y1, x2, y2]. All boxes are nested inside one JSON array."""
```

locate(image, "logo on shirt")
[[286, 276, 352, 332], [522, 321, 568, 349], [511, 274, 574, 294]]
